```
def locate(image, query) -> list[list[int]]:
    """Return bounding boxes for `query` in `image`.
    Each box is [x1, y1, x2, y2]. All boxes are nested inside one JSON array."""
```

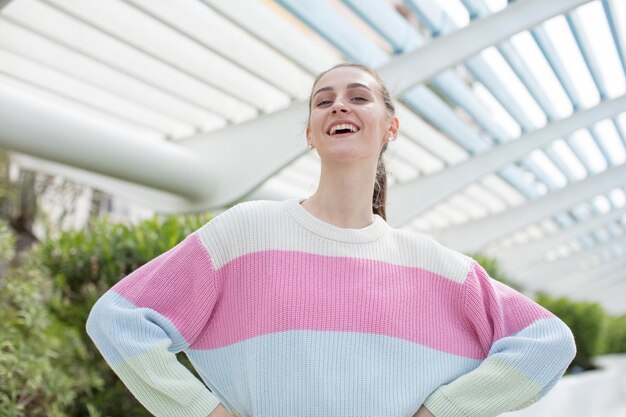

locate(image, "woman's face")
[[306, 67, 398, 162]]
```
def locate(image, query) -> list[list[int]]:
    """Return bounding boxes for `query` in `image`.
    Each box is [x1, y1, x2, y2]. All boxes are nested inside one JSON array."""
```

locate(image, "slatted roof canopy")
[[0, 0, 625, 314]]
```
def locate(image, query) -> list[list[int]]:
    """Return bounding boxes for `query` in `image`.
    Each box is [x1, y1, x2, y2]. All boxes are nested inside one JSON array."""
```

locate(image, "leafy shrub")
[[603, 314, 626, 354], [36, 214, 213, 416], [0, 222, 99, 417], [0, 221, 14, 264]]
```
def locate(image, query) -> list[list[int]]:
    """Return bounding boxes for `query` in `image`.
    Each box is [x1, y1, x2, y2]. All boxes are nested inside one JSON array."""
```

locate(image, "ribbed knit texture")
[[86, 198, 576, 417]]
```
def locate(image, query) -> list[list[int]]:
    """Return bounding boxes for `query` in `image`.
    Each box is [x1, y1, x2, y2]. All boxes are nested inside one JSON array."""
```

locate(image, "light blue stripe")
[[488, 317, 576, 389], [86, 290, 189, 365], [187, 330, 481, 417]]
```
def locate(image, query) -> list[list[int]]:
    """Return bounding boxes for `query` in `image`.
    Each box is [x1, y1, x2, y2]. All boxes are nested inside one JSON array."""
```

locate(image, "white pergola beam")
[[0, 83, 214, 200], [387, 95, 626, 225], [12, 152, 298, 213], [604, 302, 626, 316], [432, 163, 626, 252], [596, 282, 626, 308], [559, 278, 626, 315], [11, 154, 215, 213], [493, 205, 626, 269], [567, 270, 625, 299], [0, 0, 593, 211], [513, 234, 626, 283], [527, 260, 626, 302], [522, 258, 626, 314], [560, 271, 626, 311], [178, 0, 592, 207], [0, 1, 13, 11], [178, 102, 309, 206], [523, 259, 626, 315], [532, 258, 626, 295], [378, 0, 590, 95]]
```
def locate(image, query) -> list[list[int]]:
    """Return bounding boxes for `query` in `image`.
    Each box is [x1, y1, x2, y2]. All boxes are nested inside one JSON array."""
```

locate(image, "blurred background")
[[0, 0, 625, 416]]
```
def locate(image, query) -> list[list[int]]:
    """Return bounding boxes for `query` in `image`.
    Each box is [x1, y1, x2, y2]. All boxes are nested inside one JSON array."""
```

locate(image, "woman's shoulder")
[[201, 199, 282, 228], [389, 227, 473, 283], [193, 199, 283, 263], [389, 226, 470, 260]]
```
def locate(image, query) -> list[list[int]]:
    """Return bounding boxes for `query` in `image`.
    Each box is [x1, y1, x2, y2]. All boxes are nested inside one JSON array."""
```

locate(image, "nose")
[[331, 97, 350, 114]]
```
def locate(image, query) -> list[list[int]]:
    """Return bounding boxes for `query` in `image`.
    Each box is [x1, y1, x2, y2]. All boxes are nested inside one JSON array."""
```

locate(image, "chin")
[[321, 148, 376, 162]]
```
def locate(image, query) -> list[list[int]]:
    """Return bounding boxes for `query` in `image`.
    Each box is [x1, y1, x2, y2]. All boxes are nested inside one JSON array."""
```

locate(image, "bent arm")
[[423, 261, 576, 417], [86, 233, 223, 417]]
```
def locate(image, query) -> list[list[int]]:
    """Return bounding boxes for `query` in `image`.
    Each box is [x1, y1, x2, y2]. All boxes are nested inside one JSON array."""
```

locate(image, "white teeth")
[[329, 123, 359, 135]]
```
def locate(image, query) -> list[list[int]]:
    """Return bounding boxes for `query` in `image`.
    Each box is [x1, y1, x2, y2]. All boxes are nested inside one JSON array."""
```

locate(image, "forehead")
[[314, 67, 379, 91]]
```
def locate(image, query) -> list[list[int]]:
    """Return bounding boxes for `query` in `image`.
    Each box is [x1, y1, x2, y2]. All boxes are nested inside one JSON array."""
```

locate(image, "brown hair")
[[307, 63, 395, 221]]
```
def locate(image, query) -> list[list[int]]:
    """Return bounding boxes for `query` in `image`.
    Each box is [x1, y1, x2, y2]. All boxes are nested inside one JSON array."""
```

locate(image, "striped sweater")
[[86, 198, 576, 417]]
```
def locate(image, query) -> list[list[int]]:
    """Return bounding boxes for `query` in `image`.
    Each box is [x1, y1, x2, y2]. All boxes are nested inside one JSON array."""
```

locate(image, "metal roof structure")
[[0, 0, 625, 314]]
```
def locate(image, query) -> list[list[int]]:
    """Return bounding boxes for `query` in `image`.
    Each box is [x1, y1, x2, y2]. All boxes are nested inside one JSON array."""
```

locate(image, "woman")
[[87, 63, 576, 417]]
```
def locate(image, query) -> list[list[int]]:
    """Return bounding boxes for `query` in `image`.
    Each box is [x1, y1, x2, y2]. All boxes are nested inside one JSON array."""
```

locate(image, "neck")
[[301, 159, 379, 229]]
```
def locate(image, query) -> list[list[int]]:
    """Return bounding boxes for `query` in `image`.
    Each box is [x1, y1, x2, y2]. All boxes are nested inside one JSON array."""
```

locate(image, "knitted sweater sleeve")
[[423, 260, 576, 417], [85, 232, 222, 417]]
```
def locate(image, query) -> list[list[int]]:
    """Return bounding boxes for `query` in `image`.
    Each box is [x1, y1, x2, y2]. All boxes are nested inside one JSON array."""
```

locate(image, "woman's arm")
[[86, 233, 223, 417], [422, 261, 576, 417]]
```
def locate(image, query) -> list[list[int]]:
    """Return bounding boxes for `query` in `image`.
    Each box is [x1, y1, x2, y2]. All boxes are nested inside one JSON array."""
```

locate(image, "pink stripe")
[[462, 262, 555, 354], [111, 233, 218, 345], [193, 250, 486, 359]]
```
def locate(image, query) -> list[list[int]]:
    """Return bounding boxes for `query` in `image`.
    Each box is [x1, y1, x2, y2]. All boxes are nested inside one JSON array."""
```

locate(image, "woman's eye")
[[317, 100, 332, 106], [352, 96, 367, 102]]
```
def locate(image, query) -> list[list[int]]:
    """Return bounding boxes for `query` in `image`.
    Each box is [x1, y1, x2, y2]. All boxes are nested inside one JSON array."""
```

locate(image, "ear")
[[386, 116, 399, 141]]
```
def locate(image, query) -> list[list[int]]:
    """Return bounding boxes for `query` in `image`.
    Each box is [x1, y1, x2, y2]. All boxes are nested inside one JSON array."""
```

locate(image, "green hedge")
[[0, 214, 213, 417], [36, 214, 213, 417], [0, 222, 99, 417], [603, 314, 626, 354]]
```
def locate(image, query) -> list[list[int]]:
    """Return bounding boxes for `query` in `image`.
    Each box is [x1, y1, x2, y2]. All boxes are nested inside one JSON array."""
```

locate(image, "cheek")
[[309, 112, 326, 133], [363, 109, 389, 135]]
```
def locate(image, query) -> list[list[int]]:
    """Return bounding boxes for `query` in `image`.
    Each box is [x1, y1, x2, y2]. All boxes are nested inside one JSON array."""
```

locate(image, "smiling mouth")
[[327, 123, 360, 136]]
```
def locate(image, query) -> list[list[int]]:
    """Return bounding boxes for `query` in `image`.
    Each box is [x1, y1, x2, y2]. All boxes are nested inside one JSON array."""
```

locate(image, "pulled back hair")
[[307, 63, 395, 221]]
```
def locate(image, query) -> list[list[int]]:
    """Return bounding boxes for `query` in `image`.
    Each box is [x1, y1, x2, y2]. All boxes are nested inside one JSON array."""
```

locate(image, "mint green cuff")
[[423, 390, 469, 417], [176, 389, 222, 417]]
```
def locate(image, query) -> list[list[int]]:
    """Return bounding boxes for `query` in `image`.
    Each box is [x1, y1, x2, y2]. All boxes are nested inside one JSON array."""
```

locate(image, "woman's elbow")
[[555, 319, 577, 367], [86, 297, 103, 337]]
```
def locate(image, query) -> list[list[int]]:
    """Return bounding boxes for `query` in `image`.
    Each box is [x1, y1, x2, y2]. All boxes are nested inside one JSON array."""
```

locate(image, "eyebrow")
[[312, 82, 372, 99]]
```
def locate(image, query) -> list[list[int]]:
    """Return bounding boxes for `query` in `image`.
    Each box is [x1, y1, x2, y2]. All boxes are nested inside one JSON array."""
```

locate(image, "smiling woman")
[[303, 63, 399, 228], [86, 63, 576, 417]]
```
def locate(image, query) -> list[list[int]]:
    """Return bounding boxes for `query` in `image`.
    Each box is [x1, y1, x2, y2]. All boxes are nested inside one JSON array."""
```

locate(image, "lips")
[[326, 120, 361, 136]]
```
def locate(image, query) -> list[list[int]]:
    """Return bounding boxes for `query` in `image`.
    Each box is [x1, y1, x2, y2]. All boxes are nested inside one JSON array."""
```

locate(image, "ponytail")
[[373, 142, 389, 221]]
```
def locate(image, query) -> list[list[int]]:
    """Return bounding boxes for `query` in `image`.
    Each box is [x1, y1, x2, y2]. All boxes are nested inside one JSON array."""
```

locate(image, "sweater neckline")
[[283, 198, 390, 243]]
